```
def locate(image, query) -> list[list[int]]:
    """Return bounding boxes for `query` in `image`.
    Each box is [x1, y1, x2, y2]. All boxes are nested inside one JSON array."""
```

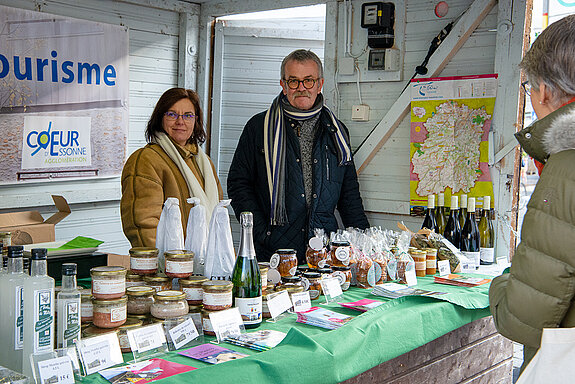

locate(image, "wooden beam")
[[354, 0, 497, 174]]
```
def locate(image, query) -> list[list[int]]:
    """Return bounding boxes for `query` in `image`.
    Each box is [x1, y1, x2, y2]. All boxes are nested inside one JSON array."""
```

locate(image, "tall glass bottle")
[[458, 194, 468, 229], [443, 196, 461, 250], [421, 195, 438, 233], [22, 248, 55, 377], [460, 198, 480, 269], [479, 196, 495, 265], [0, 246, 27, 372], [232, 212, 262, 329], [57, 263, 81, 348], [435, 192, 447, 235]]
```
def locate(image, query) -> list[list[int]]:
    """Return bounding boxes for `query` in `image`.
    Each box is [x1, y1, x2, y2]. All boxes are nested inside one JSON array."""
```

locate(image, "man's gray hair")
[[281, 49, 324, 80], [520, 14, 575, 107]]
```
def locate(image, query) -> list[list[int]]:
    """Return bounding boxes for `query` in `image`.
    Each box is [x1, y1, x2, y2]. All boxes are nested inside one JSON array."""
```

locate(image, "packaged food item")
[[201, 308, 217, 336], [118, 318, 143, 353], [129, 247, 159, 275], [302, 271, 322, 300], [306, 229, 329, 268], [329, 240, 351, 267], [259, 265, 268, 289], [411, 250, 427, 277], [81, 291, 93, 323], [126, 286, 155, 315], [179, 276, 208, 305], [143, 275, 172, 292], [202, 280, 233, 311], [425, 248, 438, 275], [150, 290, 189, 319], [91, 266, 127, 300], [269, 249, 298, 277], [396, 232, 415, 284], [262, 291, 282, 318], [126, 272, 144, 288], [82, 324, 119, 338], [92, 296, 128, 328], [164, 250, 194, 278], [331, 266, 352, 291], [127, 313, 152, 325]]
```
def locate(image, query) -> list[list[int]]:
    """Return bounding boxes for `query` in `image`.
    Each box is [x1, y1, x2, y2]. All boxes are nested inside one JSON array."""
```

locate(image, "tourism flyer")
[[339, 299, 384, 312], [99, 358, 195, 384], [178, 344, 248, 365], [224, 330, 287, 351], [296, 307, 355, 329]]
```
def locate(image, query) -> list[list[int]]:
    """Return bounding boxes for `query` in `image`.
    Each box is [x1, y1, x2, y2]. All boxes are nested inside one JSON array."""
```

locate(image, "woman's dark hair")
[[145, 88, 206, 146]]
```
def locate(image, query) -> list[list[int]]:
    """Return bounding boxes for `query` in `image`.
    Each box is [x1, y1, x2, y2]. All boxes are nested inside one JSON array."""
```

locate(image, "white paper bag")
[[156, 197, 185, 273], [184, 197, 208, 276], [204, 199, 235, 281]]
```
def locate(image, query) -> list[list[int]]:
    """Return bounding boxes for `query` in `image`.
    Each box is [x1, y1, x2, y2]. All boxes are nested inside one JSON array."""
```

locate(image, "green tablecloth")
[[80, 275, 492, 384]]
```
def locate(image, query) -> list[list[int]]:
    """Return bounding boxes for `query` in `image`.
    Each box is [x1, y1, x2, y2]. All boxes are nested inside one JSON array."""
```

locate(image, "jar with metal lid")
[[91, 266, 127, 299], [129, 247, 158, 275], [276, 283, 305, 300], [281, 275, 303, 287], [202, 280, 233, 311], [164, 250, 194, 278], [306, 236, 329, 269], [317, 267, 333, 277], [128, 313, 151, 325], [329, 241, 351, 267], [201, 309, 217, 336], [302, 271, 322, 300], [179, 276, 208, 305], [411, 250, 427, 277], [82, 325, 119, 338], [118, 318, 143, 353], [92, 296, 128, 328], [262, 291, 282, 318], [126, 286, 155, 315], [425, 248, 438, 275], [270, 249, 298, 277], [81, 291, 93, 323], [331, 266, 352, 291], [126, 272, 144, 288], [143, 275, 172, 292], [296, 266, 309, 275], [150, 290, 189, 319]]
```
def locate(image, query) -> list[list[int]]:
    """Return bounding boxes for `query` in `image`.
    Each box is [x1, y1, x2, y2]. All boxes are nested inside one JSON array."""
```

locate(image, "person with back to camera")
[[227, 49, 370, 264], [489, 15, 575, 374], [121, 88, 223, 247]]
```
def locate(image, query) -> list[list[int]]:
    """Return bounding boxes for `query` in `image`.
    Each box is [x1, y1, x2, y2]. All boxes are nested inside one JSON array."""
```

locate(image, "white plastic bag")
[[517, 328, 575, 384], [156, 197, 185, 273], [204, 199, 236, 281], [184, 197, 208, 276]]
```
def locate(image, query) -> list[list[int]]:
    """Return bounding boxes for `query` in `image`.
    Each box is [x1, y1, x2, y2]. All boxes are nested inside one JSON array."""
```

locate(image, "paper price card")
[[438, 260, 451, 276], [168, 318, 199, 350], [320, 277, 343, 299], [209, 308, 243, 343], [405, 269, 418, 287], [127, 324, 166, 354], [267, 290, 292, 319], [78, 339, 116, 375], [37, 356, 75, 384], [291, 291, 311, 313]]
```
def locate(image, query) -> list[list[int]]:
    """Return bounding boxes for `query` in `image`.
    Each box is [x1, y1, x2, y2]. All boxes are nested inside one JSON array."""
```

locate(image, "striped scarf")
[[264, 92, 352, 226]]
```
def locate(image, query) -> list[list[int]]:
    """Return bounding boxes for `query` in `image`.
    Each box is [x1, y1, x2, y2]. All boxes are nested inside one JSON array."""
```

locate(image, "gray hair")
[[280, 49, 324, 80], [520, 14, 575, 107]]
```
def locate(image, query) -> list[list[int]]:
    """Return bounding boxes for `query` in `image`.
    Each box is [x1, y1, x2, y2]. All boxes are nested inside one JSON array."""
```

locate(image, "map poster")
[[409, 74, 497, 215]]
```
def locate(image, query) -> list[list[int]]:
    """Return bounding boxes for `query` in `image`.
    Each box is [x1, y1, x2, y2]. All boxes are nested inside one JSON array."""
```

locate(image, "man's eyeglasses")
[[164, 111, 196, 122], [521, 81, 532, 96], [283, 78, 320, 90]]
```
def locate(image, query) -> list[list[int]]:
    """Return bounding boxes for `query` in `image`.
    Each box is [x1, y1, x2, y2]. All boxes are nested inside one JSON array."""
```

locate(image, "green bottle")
[[479, 196, 495, 265]]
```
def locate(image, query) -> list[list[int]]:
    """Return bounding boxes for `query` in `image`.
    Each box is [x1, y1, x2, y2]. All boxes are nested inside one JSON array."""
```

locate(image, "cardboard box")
[[107, 253, 130, 269], [0, 195, 71, 245]]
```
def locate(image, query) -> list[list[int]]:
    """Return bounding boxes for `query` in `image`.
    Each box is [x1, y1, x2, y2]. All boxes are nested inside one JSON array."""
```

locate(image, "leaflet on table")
[[99, 358, 195, 384], [224, 330, 287, 351], [433, 274, 491, 287], [339, 299, 384, 312], [371, 282, 448, 299], [295, 307, 355, 330], [178, 344, 248, 364]]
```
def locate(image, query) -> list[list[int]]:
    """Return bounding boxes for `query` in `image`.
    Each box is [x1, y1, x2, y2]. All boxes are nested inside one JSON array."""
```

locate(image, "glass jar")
[[179, 276, 208, 305], [143, 275, 172, 292], [259, 266, 268, 288], [150, 290, 189, 319], [92, 296, 128, 328], [82, 325, 119, 338], [262, 291, 282, 318], [276, 283, 305, 298], [281, 275, 303, 286], [129, 247, 158, 275], [126, 272, 144, 288], [329, 241, 351, 267], [201, 308, 217, 336], [164, 250, 194, 278], [306, 237, 328, 268], [296, 266, 309, 275], [91, 266, 127, 299], [302, 271, 322, 300], [331, 266, 352, 291], [126, 286, 155, 315], [425, 248, 438, 275], [317, 268, 333, 278], [202, 280, 233, 311], [127, 313, 151, 325], [81, 291, 93, 323], [118, 318, 143, 353], [270, 249, 298, 277], [411, 250, 427, 277]]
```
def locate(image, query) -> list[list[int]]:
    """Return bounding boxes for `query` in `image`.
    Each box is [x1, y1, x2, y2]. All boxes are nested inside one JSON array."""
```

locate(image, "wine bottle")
[[57, 263, 82, 348], [232, 212, 262, 329], [435, 192, 447, 235], [421, 195, 438, 232], [459, 194, 468, 229], [479, 196, 495, 265], [460, 197, 480, 269], [443, 196, 461, 250]]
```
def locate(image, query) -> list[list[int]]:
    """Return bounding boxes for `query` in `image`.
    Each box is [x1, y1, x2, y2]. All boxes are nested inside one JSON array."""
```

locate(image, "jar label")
[[202, 317, 213, 332], [92, 279, 125, 295], [426, 259, 436, 268], [332, 271, 346, 286], [131, 257, 157, 271], [289, 266, 297, 276], [33, 289, 54, 353], [269, 254, 280, 269], [235, 297, 262, 325], [203, 291, 232, 307], [126, 281, 143, 288], [81, 301, 93, 318], [366, 264, 377, 287], [308, 289, 320, 300], [260, 271, 268, 288], [118, 333, 129, 349], [308, 236, 323, 251], [317, 259, 328, 268], [415, 261, 426, 271], [301, 277, 310, 291], [335, 246, 350, 262], [166, 260, 194, 274], [182, 287, 203, 301], [480, 248, 495, 263], [110, 306, 127, 322]]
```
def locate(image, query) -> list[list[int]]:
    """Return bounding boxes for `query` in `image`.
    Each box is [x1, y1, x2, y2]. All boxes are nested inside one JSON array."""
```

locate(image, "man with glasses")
[[227, 49, 369, 264]]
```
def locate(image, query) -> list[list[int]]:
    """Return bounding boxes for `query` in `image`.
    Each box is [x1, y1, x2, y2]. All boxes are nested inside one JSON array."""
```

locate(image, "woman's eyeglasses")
[[164, 111, 196, 122]]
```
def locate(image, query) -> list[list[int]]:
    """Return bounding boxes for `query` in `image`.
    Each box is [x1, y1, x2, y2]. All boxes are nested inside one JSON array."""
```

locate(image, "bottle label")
[[131, 257, 157, 270], [182, 287, 203, 301], [92, 279, 125, 295], [462, 251, 481, 268], [63, 301, 81, 343], [203, 291, 232, 307], [480, 248, 495, 263], [34, 289, 54, 353], [166, 260, 194, 274], [235, 297, 262, 325], [110, 306, 127, 322], [14, 285, 24, 350]]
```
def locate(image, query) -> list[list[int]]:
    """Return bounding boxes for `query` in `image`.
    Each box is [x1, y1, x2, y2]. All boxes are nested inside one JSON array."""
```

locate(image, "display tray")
[[23, 240, 99, 257]]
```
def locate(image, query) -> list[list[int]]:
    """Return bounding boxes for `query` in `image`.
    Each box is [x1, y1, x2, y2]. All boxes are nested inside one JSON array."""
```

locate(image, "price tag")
[[291, 291, 311, 313], [405, 269, 418, 286], [209, 308, 243, 342], [78, 340, 114, 375], [438, 260, 450, 276], [267, 290, 292, 319], [127, 324, 166, 353], [320, 277, 343, 299], [168, 318, 199, 350], [37, 356, 75, 384]]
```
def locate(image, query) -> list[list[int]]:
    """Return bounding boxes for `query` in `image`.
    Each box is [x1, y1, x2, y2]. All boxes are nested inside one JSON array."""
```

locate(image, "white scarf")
[[155, 131, 219, 221]]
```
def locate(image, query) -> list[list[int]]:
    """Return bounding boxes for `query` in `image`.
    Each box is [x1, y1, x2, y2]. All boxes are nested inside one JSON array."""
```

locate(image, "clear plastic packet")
[[355, 234, 379, 289], [184, 197, 208, 276], [156, 197, 185, 273], [395, 231, 415, 284], [306, 228, 329, 268]]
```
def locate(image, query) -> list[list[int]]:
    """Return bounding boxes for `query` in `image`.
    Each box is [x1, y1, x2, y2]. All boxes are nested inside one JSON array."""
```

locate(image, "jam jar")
[[201, 309, 217, 336], [281, 275, 303, 287], [91, 266, 127, 300], [306, 236, 329, 268], [202, 281, 233, 311], [179, 276, 208, 305], [92, 296, 128, 328], [164, 250, 194, 278], [329, 241, 351, 267], [270, 249, 298, 277], [126, 286, 155, 315], [126, 272, 144, 288], [129, 247, 158, 275], [143, 275, 172, 292], [302, 271, 322, 300], [259, 265, 269, 288], [331, 266, 352, 291], [150, 290, 189, 319], [118, 318, 143, 353]]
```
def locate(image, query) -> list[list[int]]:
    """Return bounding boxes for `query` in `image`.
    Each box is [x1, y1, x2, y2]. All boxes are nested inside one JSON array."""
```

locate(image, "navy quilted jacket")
[[227, 109, 370, 264]]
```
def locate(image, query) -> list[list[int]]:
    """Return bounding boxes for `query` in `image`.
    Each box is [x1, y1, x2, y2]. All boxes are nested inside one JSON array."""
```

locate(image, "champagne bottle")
[[57, 263, 81, 348], [421, 195, 438, 233], [460, 197, 480, 269], [443, 196, 461, 250], [232, 212, 262, 329], [479, 196, 495, 265], [459, 194, 468, 229], [435, 192, 447, 235]]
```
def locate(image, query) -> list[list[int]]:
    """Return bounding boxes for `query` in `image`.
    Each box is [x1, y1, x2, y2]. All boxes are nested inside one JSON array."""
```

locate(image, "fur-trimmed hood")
[[543, 110, 575, 155]]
